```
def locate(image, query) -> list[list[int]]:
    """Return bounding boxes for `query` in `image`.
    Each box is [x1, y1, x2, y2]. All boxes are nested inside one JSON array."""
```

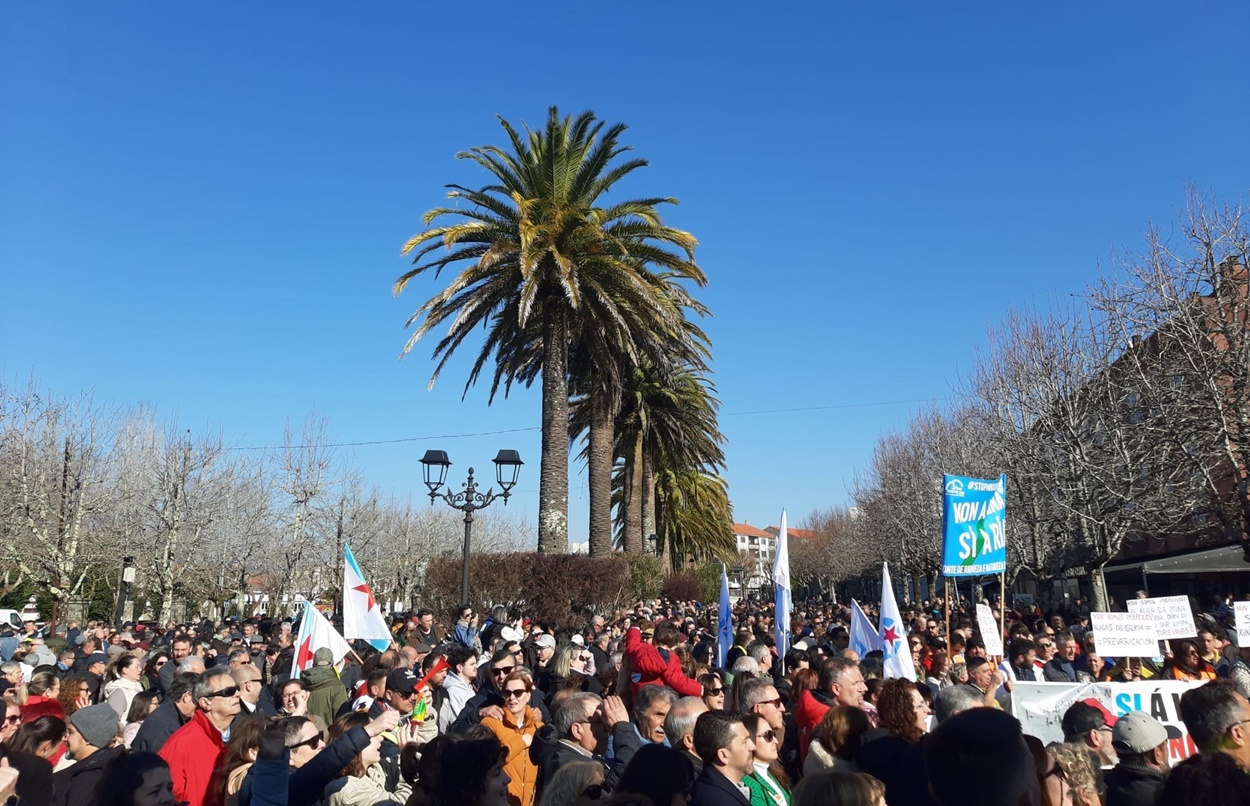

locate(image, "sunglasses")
[[3, 715, 19, 725], [492, 666, 516, 676], [289, 733, 323, 751], [758, 697, 783, 708], [757, 729, 777, 743], [504, 688, 530, 699], [207, 685, 239, 699]]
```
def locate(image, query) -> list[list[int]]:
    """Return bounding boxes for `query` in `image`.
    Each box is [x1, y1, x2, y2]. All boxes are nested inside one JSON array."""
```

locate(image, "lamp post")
[[420, 449, 523, 610], [114, 556, 135, 626]]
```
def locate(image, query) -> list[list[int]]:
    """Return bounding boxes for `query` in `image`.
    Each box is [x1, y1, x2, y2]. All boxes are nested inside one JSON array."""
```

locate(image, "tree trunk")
[[538, 307, 570, 553], [641, 451, 656, 547], [587, 392, 613, 557], [622, 434, 644, 553], [1089, 564, 1110, 613]]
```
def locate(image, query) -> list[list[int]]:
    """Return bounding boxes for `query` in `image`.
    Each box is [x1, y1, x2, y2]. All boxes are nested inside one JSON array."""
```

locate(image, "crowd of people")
[[0, 591, 1248, 806]]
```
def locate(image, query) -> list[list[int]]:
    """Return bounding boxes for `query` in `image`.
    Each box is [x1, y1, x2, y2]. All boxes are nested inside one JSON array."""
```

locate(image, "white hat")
[[500, 626, 523, 644], [570, 634, 585, 646], [534, 634, 556, 650]]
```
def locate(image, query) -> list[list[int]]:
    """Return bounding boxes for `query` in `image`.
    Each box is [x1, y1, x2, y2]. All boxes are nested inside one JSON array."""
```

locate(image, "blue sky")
[[3, 3, 1247, 545]]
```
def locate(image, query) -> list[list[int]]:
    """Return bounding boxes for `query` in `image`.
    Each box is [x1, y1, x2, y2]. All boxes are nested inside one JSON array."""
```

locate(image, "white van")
[[0, 610, 24, 632]]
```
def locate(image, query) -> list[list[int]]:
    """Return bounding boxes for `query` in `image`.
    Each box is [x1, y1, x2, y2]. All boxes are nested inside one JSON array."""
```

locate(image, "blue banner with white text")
[[941, 473, 1007, 576]]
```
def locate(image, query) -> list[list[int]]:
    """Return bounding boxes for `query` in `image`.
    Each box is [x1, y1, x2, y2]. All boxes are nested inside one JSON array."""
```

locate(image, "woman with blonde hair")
[[481, 671, 543, 806], [1047, 741, 1100, 806], [536, 761, 603, 806]]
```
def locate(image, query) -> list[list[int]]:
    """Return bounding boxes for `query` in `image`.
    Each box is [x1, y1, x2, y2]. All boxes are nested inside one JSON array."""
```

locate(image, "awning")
[[1104, 544, 1250, 576]]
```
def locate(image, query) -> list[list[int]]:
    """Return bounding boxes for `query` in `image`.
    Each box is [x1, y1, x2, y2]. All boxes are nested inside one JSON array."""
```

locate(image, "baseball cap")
[[534, 634, 556, 650], [387, 668, 419, 695], [86, 652, 109, 666], [570, 634, 585, 647], [1062, 700, 1114, 741], [1112, 710, 1171, 754], [499, 626, 523, 643], [313, 648, 334, 667]]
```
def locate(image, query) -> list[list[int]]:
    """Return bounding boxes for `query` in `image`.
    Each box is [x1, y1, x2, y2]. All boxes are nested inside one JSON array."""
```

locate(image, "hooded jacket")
[[623, 627, 702, 698], [159, 709, 228, 806], [304, 665, 348, 729]]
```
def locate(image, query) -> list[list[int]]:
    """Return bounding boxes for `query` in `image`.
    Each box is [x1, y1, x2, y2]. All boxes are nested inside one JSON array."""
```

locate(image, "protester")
[[104, 655, 147, 720], [535, 760, 603, 806], [791, 771, 884, 806], [1061, 700, 1118, 769], [664, 696, 709, 775], [207, 715, 262, 806], [1047, 741, 1100, 806], [1163, 639, 1218, 681], [802, 706, 867, 777], [9, 713, 66, 761], [742, 713, 791, 806], [159, 667, 240, 806], [617, 744, 696, 806], [1157, 751, 1250, 806], [441, 646, 480, 733], [699, 673, 726, 712], [96, 752, 180, 806], [539, 693, 637, 792], [431, 735, 510, 806], [1042, 633, 1079, 682], [632, 684, 678, 746], [689, 711, 756, 806], [134, 672, 198, 754], [52, 702, 124, 806], [59, 674, 92, 716], [324, 711, 413, 806], [1179, 679, 1250, 769], [1102, 710, 1170, 806], [926, 708, 1039, 806], [795, 658, 866, 762], [481, 670, 543, 806], [625, 622, 701, 699]]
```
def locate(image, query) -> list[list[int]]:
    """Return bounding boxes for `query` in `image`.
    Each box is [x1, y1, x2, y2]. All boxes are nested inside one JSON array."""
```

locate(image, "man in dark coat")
[[52, 704, 124, 806], [1103, 711, 1172, 806], [536, 693, 639, 793], [689, 711, 755, 806], [0, 742, 52, 805], [133, 671, 199, 753]]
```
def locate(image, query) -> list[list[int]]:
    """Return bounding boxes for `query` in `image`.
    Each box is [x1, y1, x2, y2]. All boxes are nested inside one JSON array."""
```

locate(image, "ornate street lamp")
[[420, 450, 523, 609]]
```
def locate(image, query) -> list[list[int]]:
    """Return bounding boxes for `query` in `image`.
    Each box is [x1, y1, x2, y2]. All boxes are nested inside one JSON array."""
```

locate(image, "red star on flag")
[[295, 636, 313, 669], [882, 625, 900, 645], [353, 583, 377, 611]]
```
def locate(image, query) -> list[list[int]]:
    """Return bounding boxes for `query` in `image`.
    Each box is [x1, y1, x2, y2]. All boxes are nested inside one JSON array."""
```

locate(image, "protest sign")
[[1236, 601, 1250, 649], [1012, 680, 1201, 766], [1126, 596, 1197, 641], [976, 603, 1003, 656], [941, 474, 1007, 576], [1090, 612, 1159, 658]]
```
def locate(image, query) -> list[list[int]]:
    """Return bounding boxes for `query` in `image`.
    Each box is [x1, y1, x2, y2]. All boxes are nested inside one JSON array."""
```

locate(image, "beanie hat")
[[70, 703, 120, 749]]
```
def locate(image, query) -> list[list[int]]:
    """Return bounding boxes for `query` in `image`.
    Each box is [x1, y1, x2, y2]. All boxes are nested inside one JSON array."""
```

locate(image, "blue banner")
[[942, 474, 1007, 576]]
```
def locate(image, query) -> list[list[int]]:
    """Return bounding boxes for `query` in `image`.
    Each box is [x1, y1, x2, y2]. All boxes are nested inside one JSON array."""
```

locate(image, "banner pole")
[[944, 577, 951, 644], [999, 570, 1008, 661]]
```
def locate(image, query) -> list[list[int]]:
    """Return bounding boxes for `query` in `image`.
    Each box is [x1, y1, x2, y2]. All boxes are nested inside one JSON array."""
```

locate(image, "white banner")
[[1127, 596, 1197, 641], [1012, 680, 1200, 766], [977, 603, 1003, 657], [1090, 612, 1159, 658], [1236, 601, 1250, 648]]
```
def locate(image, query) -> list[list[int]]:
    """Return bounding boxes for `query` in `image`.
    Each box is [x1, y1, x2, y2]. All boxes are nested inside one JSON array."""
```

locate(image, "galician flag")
[[879, 562, 916, 680], [292, 600, 353, 679], [850, 599, 885, 658], [772, 510, 792, 655], [717, 564, 733, 669], [343, 545, 392, 651]]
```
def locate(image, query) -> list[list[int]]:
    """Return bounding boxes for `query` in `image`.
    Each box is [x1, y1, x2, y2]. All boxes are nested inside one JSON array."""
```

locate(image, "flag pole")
[[944, 577, 951, 645], [999, 570, 1008, 661]]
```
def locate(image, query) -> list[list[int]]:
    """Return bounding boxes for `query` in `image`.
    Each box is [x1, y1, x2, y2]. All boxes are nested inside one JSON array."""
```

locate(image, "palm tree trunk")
[[587, 391, 614, 557], [641, 450, 656, 546], [539, 307, 570, 553], [623, 434, 644, 553]]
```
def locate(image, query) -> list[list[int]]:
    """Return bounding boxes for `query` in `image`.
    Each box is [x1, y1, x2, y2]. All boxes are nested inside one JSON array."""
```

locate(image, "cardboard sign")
[[1090, 612, 1160, 658], [976, 603, 1004, 657], [1127, 596, 1197, 641], [1013, 680, 1200, 767], [1236, 601, 1250, 648]]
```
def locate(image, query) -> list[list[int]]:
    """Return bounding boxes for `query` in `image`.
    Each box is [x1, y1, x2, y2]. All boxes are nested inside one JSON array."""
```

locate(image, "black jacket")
[[132, 697, 190, 753], [1103, 760, 1167, 806], [0, 744, 53, 805], [1042, 658, 1077, 682], [51, 745, 124, 806], [536, 720, 641, 793], [855, 731, 935, 806], [689, 766, 751, 806]]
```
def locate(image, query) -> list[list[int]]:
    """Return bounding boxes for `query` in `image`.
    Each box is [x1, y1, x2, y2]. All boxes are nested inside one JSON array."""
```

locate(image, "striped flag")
[[343, 544, 392, 651]]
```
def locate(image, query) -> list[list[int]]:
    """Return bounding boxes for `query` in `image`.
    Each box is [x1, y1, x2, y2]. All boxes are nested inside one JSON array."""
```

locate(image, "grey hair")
[[226, 648, 251, 665], [553, 692, 602, 739], [729, 656, 759, 677], [746, 641, 770, 664], [664, 696, 707, 745], [193, 666, 233, 703], [634, 684, 678, 715], [933, 684, 985, 724], [179, 655, 206, 674], [738, 678, 778, 711]]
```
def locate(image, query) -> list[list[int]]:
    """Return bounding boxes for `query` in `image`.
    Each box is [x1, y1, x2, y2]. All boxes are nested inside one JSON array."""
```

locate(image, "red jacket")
[[623, 627, 702, 698], [794, 688, 831, 762], [159, 709, 227, 806]]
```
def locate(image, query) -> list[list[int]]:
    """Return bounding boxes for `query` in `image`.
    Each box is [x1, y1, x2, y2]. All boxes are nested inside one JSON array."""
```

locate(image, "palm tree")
[[394, 107, 702, 553], [614, 358, 726, 553], [654, 464, 735, 569]]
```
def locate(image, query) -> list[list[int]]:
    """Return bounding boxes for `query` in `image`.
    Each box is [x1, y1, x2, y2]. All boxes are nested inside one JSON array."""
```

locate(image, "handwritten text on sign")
[[1126, 596, 1197, 641], [1091, 612, 1159, 658]]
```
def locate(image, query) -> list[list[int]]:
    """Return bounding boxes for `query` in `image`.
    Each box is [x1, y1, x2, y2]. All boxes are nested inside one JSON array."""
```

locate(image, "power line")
[[223, 396, 948, 451]]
